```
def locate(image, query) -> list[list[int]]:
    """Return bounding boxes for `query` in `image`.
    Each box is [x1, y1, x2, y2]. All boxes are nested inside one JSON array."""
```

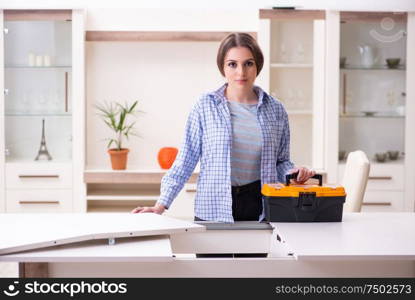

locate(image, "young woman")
[[132, 33, 315, 222]]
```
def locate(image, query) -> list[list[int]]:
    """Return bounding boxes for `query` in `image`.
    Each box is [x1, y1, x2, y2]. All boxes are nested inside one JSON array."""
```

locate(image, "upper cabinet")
[[259, 9, 415, 212], [4, 11, 73, 162], [338, 12, 407, 165], [0, 9, 85, 213], [258, 9, 326, 169], [325, 11, 415, 212]]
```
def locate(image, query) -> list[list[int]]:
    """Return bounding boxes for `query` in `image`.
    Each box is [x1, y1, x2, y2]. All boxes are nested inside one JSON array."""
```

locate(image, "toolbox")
[[262, 173, 346, 222]]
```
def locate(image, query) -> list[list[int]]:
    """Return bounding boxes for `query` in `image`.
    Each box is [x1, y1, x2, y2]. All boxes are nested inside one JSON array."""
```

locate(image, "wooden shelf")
[[287, 110, 313, 115], [4, 10, 72, 21], [87, 195, 159, 201], [259, 9, 325, 20], [86, 31, 257, 42], [271, 63, 313, 68], [84, 170, 199, 184], [340, 11, 407, 23]]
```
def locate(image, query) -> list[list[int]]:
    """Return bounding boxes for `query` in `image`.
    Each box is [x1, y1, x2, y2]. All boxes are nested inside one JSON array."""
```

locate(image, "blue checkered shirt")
[[158, 84, 294, 222]]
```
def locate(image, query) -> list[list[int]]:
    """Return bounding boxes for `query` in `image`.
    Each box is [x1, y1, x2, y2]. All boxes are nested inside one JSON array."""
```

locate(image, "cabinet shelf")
[[271, 63, 313, 68], [5, 112, 72, 117], [340, 113, 404, 119], [341, 66, 405, 71], [5, 66, 72, 70], [287, 110, 313, 115], [87, 195, 159, 201]]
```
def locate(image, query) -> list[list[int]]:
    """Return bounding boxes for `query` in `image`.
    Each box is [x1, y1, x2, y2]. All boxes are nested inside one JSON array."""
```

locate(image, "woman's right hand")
[[131, 203, 166, 214]]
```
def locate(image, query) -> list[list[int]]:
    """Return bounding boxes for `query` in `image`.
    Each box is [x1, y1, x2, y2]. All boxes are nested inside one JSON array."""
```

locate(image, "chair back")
[[341, 150, 370, 212]]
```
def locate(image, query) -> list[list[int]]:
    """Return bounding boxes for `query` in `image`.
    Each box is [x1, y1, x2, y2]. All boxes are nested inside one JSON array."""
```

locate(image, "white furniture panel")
[[272, 213, 415, 260], [0, 213, 204, 255], [1, 236, 173, 262], [361, 191, 404, 212], [338, 163, 404, 191]]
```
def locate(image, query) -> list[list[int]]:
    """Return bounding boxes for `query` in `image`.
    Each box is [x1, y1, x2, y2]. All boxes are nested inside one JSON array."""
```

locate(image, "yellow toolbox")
[[262, 173, 346, 222]]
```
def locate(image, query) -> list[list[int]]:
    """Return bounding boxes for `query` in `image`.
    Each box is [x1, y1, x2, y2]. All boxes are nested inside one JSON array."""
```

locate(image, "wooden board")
[[84, 169, 199, 184], [86, 31, 257, 42], [0, 213, 204, 255], [259, 9, 325, 20]]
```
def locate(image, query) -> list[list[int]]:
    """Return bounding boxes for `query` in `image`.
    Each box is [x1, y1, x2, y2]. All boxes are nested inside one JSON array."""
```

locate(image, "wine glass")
[[294, 43, 305, 63], [279, 43, 288, 62]]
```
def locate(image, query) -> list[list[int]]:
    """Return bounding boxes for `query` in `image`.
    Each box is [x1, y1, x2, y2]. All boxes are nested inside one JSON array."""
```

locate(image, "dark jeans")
[[195, 180, 267, 257], [194, 180, 262, 222]]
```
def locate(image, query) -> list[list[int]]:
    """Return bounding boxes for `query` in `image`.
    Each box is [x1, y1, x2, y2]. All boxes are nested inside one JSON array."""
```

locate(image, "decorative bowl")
[[387, 151, 399, 160], [375, 152, 387, 163], [340, 57, 346, 68], [386, 58, 400, 69]]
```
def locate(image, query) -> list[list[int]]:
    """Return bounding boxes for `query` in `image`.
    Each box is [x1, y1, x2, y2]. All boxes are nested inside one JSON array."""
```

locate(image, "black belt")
[[232, 180, 261, 194]]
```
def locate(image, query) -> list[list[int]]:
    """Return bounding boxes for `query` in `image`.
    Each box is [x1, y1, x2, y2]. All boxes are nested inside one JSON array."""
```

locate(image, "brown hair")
[[217, 32, 264, 77]]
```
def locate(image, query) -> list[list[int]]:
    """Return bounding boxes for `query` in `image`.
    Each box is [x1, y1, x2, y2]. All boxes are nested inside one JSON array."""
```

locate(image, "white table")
[[1, 213, 414, 277], [270, 213, 415, 260]]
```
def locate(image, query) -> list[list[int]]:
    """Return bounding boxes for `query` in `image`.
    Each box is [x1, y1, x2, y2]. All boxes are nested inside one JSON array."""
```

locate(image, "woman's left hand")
[[288, 167, 316, 184]]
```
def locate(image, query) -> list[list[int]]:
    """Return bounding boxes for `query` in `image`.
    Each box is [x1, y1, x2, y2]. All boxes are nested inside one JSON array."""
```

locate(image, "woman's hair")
[[217, 32, 264, 77]]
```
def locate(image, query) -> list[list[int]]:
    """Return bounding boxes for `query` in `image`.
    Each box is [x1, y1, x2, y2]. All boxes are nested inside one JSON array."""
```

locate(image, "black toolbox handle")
[[285, 172, 323, 186]]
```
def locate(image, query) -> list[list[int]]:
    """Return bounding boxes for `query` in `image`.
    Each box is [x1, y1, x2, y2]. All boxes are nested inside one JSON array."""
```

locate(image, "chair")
[[341, 150, 370, 212]]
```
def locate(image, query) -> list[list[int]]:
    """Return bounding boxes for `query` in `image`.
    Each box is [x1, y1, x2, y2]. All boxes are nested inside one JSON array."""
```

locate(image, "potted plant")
[[96, 100, 140, 170]]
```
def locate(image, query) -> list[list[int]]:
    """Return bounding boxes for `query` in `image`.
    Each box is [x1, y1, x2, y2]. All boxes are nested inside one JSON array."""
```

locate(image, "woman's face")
[[223, 46, 257, 89]]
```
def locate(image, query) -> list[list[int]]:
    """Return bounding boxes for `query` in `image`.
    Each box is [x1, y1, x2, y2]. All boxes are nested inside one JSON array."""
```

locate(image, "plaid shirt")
[[158, 84, 294, 222]]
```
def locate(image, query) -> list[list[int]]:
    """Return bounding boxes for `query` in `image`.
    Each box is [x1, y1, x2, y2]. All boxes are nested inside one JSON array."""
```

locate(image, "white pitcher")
[[358, 45, 379, 67]]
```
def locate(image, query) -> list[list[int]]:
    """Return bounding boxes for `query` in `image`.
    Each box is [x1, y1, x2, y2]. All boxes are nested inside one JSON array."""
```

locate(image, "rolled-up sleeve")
[[157, 101, 202, 209], [276, 111, 294, 183]]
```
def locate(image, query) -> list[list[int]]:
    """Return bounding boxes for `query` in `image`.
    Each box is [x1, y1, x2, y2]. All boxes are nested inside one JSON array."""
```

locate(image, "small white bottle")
[[43, 55, 51, 67], [35, 55, 43, 67]]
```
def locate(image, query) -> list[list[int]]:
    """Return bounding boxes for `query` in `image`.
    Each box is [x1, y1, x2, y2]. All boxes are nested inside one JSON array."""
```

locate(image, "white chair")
[[341, 150, 370, 212]]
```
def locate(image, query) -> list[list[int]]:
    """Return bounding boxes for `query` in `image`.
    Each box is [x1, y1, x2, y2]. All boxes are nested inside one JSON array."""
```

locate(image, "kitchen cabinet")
[[328, 11, 415, 212], [0, 9, 85, 212], [258, 9, 415, 212], [257, 9, 326, 169]]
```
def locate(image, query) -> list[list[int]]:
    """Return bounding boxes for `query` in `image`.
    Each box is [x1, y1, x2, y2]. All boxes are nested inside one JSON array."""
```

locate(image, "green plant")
[[95, 100, 141, 150]]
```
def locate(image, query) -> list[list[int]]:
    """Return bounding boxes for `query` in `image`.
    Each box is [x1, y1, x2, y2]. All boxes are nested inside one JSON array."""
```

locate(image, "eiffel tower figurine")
[[35, 118, 52, 161]]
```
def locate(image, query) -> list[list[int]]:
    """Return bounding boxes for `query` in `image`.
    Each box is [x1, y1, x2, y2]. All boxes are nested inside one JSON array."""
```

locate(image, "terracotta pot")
[[108, 148, 129, 170], [157, 147, 178, 169]]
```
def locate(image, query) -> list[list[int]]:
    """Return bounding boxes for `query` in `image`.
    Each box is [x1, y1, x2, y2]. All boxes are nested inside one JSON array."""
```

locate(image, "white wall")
[[86, 41, 223, 169]]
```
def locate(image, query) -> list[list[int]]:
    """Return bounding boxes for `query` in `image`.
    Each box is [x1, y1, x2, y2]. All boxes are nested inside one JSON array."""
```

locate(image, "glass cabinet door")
[[338, 12, 407, 165], [3, 11, 72, 162], [259, 10, 326, 169]]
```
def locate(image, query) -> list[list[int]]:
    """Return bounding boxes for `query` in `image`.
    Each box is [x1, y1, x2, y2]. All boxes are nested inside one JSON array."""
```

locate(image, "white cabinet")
[[257, 9, 326, 169], [259, 9, 415, 212], [0, 9, 85, 213], [338, 163, 404, 212], [327, 11, 415, 212]]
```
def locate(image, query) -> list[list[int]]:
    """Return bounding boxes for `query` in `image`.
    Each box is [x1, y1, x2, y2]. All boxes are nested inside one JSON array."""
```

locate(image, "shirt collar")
[[209, 83, 268, 106]]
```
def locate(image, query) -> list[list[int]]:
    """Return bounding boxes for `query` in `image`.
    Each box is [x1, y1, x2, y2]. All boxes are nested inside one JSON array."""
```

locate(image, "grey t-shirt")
[[227, 100, 262, 186]]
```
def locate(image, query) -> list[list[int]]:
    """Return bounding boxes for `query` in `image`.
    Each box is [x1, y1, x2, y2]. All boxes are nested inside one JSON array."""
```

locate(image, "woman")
[[132, 32, 314, 222]]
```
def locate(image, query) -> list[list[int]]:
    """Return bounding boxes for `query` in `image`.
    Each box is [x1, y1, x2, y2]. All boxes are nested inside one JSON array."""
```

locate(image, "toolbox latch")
[[298, 192, 317, 211]]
